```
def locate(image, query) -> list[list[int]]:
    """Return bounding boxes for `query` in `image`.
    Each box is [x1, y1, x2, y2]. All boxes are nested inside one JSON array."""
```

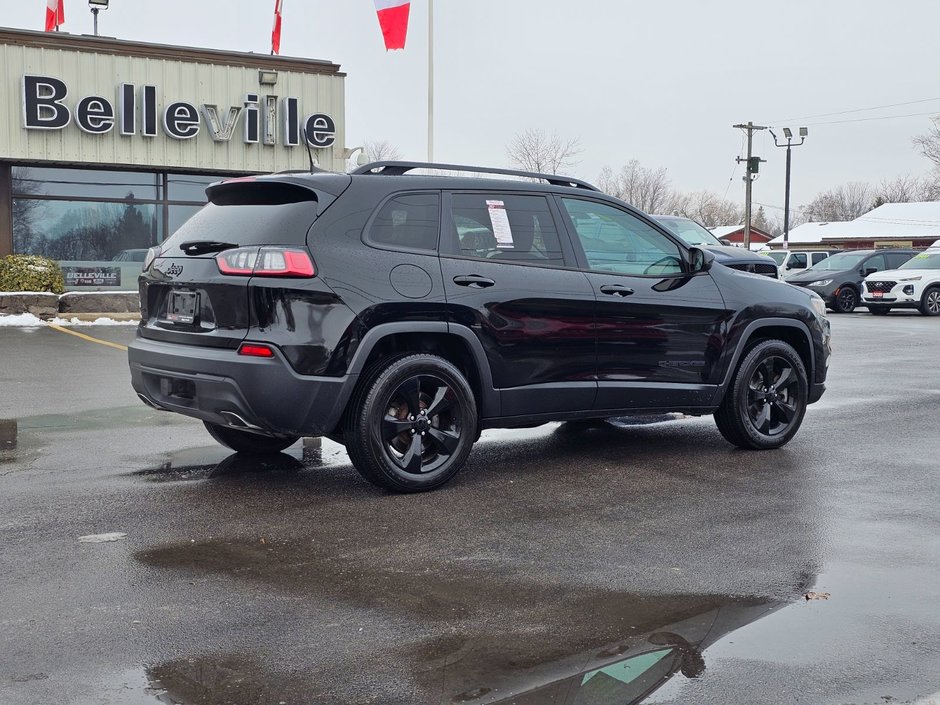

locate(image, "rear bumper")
[[128, 336, 354, 437]]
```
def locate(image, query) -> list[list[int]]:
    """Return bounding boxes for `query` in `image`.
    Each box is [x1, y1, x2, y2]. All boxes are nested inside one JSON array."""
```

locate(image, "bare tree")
[[507, 129, 581, 175], [667, 190, 742, 228], [873, 174, 940, 205], [802, 182, 875, 222], [914, 116, 940, 168], [597, 160, 673, 214], [363, 140, 403, 162]]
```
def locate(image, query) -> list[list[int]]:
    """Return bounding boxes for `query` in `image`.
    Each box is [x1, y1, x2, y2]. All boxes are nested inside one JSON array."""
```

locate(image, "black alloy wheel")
[[833, 287, 857, 313], [203, 421, 299, 455], [345, 354, 477, 492], [714, 339, 808, 450], [920, 287, 940, 316]]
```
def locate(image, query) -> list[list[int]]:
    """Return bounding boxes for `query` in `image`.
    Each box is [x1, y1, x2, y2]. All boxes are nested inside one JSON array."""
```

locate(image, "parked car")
[[112, 249, 149, 262], [652, 216, 778, 278], [764, 249, 834, 279], [128, 161, 831, 492], [786, 248, 918, 313], [862, 244, 940, 315]]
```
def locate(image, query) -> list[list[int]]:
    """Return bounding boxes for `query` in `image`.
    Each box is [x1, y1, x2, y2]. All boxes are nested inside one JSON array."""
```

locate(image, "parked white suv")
[[862, 244, 940, 316], [764, 250, 834, 279]]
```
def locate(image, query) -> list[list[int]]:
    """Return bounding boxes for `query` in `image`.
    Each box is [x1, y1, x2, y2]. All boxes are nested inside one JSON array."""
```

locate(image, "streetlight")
[[88, 0, 109, 37], [769, 126, 809, 248]]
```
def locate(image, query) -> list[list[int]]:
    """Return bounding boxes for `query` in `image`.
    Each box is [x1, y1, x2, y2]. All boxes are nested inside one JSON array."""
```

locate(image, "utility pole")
[[428, 0, 434, 162], [733, 122, 767, 249]]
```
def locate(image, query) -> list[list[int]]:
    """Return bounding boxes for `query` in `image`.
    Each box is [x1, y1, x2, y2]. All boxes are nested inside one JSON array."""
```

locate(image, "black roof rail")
[[351, 160, 600, 192]]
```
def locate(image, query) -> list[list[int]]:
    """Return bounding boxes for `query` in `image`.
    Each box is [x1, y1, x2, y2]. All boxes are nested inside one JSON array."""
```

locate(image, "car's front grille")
[[727, 262, 778, 278], [866, 281, 897, 293]]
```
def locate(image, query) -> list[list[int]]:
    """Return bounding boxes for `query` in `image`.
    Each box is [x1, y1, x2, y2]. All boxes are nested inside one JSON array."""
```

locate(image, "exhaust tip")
[[220, 411, 264, 431], [138, 393, 164, 410]]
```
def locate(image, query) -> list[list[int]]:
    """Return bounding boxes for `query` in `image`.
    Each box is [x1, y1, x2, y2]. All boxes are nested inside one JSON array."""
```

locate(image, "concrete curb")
[[60, 312, 141, 322], [0, 291, 139, 319]]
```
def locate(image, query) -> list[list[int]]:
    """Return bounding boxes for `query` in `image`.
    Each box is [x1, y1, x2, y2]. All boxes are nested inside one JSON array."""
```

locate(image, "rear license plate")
[[165, 291, 199, 324], [872, 291, 883, 298]]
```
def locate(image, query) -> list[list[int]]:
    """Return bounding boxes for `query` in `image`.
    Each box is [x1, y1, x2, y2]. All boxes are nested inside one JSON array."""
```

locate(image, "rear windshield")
[[159, 201, 320, 256]]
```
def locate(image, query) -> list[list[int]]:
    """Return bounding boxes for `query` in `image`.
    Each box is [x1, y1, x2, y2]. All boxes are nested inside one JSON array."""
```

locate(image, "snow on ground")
[[0, 314, 137, 327], [0, 313, 45, 327]]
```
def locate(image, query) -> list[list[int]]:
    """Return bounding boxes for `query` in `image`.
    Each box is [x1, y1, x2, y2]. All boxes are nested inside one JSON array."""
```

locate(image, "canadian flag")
[[374, 0, 410, 51], [45, 0, 65, 32], [271, 0, 283, 55]]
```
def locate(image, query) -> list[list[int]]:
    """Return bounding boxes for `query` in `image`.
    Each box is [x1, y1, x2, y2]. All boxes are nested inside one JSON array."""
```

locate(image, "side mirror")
[[864, 267, 878, 276], [786, 260, 798, 269], [719, 238, 732, 246], [689, 247, 715, 273]]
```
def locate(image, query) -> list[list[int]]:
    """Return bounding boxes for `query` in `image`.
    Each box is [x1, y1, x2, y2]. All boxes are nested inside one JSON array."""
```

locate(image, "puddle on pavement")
[[131, 440, 349, 483], [127, 591, 792, 705], [134, 535, 813, 704]]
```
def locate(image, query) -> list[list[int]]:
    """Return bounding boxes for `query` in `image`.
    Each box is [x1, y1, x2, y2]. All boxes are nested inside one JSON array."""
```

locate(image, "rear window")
[[160, 200, 320, 256]]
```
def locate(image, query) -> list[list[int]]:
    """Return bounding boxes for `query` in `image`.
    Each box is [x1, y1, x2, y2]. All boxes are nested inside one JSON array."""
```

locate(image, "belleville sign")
[[21, 75, 337, 149]]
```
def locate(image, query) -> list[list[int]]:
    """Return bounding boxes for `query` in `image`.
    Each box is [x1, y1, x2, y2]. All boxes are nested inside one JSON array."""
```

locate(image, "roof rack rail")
[[351, 160, 600, 192]]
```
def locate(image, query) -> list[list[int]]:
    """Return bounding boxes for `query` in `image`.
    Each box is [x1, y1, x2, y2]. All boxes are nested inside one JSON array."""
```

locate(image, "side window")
[[789, 253, 807, 269], [368, 193, 440, 251], [865, 254, 886, 272], [887, 253, 912, 269], [449, 193, 565, 266], [561, 198, 683, 276], [812, 252, 829, 265]]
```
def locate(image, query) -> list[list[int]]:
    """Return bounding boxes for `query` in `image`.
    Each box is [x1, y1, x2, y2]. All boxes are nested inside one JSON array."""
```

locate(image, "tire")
[[714, 339, 808, 450], [203, 421, 299, 455], [919, 286, 940, 316], [344, 353, 477, 493], [832, 286, 857, 313], [868, 305, 892, 316]]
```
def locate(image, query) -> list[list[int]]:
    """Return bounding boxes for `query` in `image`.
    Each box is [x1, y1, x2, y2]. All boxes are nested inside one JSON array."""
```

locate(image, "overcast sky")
[[4, 1, 940, 218]]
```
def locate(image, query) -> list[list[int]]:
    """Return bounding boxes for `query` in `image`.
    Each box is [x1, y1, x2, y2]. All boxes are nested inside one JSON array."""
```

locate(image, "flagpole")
[[427, 0, 434, 162]]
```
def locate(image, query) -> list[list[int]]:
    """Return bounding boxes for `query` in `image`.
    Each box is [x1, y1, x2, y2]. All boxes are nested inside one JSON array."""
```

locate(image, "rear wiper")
[[180, 241, 239, 256]]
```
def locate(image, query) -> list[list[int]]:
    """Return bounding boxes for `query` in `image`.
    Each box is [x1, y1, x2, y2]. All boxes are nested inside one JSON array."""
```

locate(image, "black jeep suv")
[[128, 161, 830, 492]]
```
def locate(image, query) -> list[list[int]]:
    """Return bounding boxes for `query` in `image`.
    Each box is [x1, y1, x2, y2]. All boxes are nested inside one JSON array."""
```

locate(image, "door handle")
[[599, 284, 635, 297], [453, 275, 495, 288]]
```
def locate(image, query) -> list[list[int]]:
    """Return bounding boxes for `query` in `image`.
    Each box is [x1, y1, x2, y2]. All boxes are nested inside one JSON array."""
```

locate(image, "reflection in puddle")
[[131, 441, 348, 483], [136, 534, 811, 704], [0, 418, 17, 448], [135, 594, 789, 705]]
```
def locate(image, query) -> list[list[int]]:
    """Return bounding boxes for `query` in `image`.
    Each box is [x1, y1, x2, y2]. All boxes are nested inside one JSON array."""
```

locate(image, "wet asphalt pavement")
[[1, 313, 939, 705]]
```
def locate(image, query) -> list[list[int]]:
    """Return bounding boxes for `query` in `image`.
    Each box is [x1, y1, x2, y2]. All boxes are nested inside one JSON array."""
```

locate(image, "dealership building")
[[0, 27, 346, 289]]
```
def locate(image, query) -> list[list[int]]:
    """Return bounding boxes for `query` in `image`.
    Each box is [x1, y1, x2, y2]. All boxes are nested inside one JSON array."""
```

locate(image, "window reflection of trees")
[[13, 170, 159, 261]]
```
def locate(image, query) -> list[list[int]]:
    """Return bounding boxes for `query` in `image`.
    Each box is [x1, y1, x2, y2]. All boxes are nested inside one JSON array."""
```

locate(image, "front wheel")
[[714, 339, 808, 450], [832, 287, 857, 313], [203, 421, 299, 455], [344, 354, 478, 493], [919, 286, 940, 316]]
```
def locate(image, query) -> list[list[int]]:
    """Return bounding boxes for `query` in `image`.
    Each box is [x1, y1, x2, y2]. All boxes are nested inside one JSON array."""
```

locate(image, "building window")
[[10, 165, 228, 276]]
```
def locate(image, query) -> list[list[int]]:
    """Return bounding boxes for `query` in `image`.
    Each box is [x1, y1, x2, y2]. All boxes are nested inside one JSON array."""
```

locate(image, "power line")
[[769, 97, 940, 124], [801, 110, 940, 127]]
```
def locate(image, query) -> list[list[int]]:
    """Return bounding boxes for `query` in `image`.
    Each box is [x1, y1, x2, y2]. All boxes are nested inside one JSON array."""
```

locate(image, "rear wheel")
[[868, 305, 892, 316], [919, 286, 940, 316], [714, 339, 808, 450], [833, 287, 857, 313], [344, 354, 477, 493], [203, 421, 299, 455]]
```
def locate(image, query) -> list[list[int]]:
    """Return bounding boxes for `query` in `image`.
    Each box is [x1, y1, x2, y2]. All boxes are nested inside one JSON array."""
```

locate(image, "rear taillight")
[[143, 246, 162, 272], [238, 343, 275, 358], [216, 247, 315, 277]]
